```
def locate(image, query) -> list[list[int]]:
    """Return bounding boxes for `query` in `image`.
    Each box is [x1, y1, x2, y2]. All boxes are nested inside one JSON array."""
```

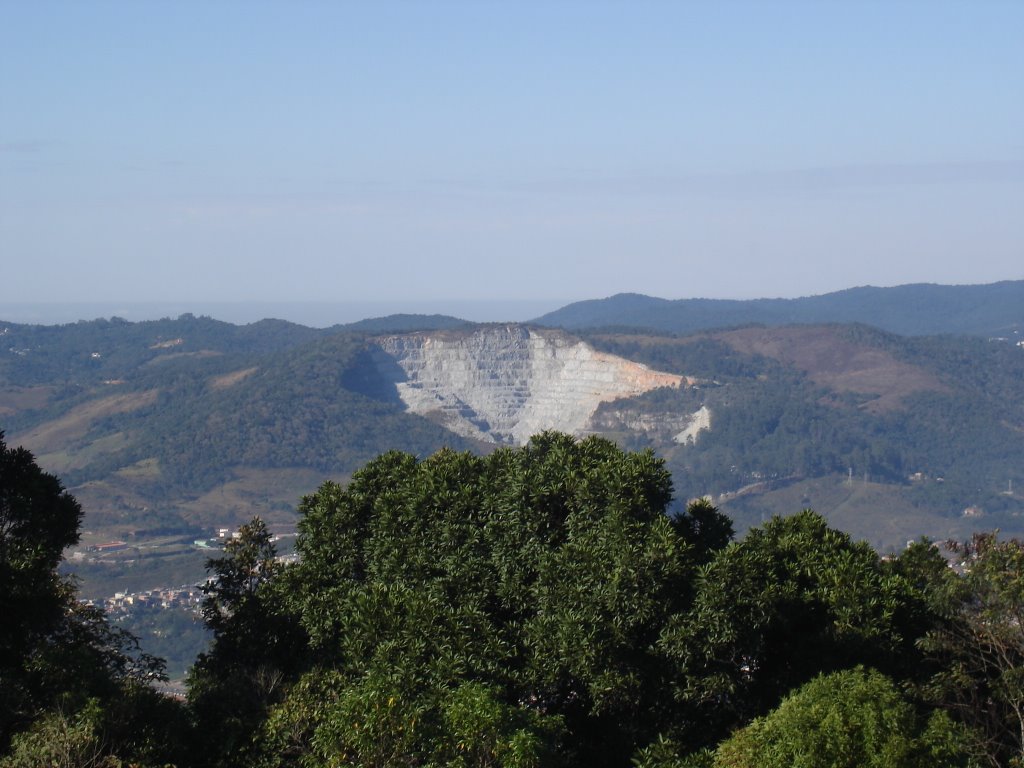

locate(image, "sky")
[[2, 1, 1023, 324]]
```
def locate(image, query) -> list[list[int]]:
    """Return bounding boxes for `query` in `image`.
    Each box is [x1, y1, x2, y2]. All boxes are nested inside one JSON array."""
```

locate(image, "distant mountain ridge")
[[532, 280, 1024, 337], [337, 313, 471, 334]]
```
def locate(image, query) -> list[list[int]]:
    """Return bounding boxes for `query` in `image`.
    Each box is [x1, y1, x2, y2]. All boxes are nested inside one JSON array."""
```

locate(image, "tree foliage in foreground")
[[189, 516, 308, 763], [190, 433, 982, 767], [659, 510, 933, 745], [918, 533, 1024, 767], [196, 432, 714, 767], [0, 432, 187, 765], [12, 428, 1024, 766], [710, 667, 973, 768]]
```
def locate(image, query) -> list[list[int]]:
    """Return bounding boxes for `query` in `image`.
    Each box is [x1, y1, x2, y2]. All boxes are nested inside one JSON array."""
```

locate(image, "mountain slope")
[[582, 324, 1024, 539], [4, 311, 1024, 575], [534, 281, 1024, 337]]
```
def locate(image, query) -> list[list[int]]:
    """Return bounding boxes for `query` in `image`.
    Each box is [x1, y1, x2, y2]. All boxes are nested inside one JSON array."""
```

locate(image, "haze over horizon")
[[3, 2, 1022, 310], [4, 277, 1022, 329]]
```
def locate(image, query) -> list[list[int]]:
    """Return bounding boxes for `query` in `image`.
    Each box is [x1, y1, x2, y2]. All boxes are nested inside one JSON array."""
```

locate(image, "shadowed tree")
[[660, 510, 930, 747], [189, 517, 308, 765], [920, 533, 1024, 767], [0, 433, 183, 765]]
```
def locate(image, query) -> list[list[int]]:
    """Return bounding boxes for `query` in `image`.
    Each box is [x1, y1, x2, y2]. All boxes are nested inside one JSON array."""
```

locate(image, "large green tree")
[[203, 433, 713, 767], [0, 432, 184, 765], [189, 517, 307, 764], [1, 433, 82, 679], [2, 431, 91, 745], [660, 510, 932, 747], [712, 667, 972, 768], [187, 434, 955, 767]]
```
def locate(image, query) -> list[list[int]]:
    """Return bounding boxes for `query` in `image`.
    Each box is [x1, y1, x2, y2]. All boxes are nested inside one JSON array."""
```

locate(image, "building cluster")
[[77, 527, 298, 617], [91, 585, 205, 616]]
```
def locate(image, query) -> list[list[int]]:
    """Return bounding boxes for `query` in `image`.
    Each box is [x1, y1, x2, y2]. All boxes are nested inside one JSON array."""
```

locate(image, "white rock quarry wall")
[[373, 326, 685, 445], [673, 405, 712, 445]]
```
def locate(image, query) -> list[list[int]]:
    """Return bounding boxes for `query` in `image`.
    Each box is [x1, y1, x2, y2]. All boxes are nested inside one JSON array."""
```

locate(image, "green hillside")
[[2, 317, 482, 596], [5, 311, 1024, 595], [584, 325, 1024, 545]]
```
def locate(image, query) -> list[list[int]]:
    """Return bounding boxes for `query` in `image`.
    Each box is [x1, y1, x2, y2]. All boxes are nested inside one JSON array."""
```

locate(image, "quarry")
[[372, 325, 690, 444]]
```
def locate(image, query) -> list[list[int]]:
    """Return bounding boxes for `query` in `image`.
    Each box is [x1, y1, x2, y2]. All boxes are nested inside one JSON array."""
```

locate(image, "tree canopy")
[[6, 429, 1024, 766], [0, 432, 185, 764], [711, 667, 971, 768], [184, 433, 976, 767], [191, 432, 714, 767]]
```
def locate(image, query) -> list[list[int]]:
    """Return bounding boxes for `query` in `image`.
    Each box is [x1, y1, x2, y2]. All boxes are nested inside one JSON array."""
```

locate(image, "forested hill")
[[3, 310, 1024, 581], [533, 280, 1024, 337]]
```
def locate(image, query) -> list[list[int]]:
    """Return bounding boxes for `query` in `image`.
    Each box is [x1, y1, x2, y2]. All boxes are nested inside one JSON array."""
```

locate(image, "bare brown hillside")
[[12, 390, 158, 455], [712, 326, 947, 412]]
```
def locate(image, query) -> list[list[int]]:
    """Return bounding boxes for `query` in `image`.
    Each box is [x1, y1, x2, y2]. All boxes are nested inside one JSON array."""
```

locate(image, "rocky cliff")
[[371, 326, 687, 444]]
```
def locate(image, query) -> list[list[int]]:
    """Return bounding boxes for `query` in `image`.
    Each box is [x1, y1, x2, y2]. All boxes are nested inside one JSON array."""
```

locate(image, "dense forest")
[[4, 431, 1024, 766]]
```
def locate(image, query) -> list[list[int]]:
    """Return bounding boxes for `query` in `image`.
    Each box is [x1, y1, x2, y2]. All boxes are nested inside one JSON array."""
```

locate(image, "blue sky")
[[2, 1, 1022, 320]]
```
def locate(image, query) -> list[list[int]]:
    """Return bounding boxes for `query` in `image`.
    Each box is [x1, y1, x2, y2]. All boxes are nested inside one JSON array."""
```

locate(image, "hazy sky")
[[3, 1, 1022, 318]]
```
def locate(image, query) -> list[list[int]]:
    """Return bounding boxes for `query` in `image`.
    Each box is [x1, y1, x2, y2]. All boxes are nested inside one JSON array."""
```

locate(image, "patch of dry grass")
[[714, 327, 946, 412], [209, 366, 258, 389], [11, 390, 158, 454]]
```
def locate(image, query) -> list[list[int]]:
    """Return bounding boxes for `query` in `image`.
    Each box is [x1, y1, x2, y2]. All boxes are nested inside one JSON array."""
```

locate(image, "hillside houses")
[[90, 585, 204, 615]]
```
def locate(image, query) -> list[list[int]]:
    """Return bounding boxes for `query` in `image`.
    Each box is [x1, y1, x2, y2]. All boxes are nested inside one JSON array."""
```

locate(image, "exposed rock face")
[[674, 405, 712, 445], [588, 405, 698, 444], [372, 326, 685, 445]]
